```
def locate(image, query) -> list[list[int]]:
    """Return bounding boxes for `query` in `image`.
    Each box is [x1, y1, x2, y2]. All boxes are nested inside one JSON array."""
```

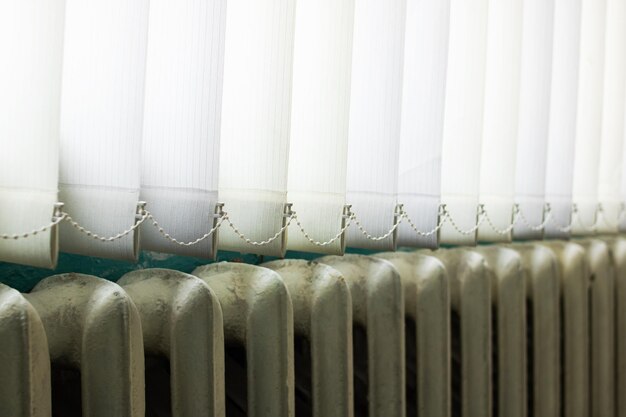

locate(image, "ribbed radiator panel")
[[604, 237, 626, 417], [0, 239, 623, 417], [432, 249, 491, 417], [510, 243, 560, 417]]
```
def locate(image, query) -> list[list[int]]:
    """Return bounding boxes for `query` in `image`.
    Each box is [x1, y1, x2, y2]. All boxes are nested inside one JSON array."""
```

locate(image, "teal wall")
[[0, 249, 326, 293]]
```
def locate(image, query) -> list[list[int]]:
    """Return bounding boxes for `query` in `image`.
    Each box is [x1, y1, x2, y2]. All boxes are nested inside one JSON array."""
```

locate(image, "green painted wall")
[[0, 243, 403, 293], [0, 250, 321, 293]]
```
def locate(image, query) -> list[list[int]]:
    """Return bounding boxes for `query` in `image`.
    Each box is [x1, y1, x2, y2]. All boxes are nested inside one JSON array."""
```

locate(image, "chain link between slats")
[[2, 201, 623, 247]]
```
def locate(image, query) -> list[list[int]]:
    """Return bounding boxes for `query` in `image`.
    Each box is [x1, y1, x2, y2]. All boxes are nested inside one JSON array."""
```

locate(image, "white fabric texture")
[[544, 0, 582, 239], [477, 0, 524, 243], [396, 0, 450, 249], [439, 0, 489, 245], [217, 0, 296, 256], [59, 0, 149, 260], [0, 1, 65, 268], [597, 0, 626, 233], [571, 0, 607, 235], [5, 0, 626, 266], [345, 0, 407, 250], [286, 0, 355, 254], [140, 0, 226, 258], [513, 0, 555, 240]]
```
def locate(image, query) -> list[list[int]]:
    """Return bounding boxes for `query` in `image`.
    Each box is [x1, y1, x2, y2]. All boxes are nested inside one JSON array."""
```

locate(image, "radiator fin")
[[0, 239, 622, 417]]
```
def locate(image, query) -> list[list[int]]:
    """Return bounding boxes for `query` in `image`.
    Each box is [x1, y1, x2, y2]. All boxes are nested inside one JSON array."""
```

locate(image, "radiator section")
[[0, 284, 50, 417], [577, 240, 615, 417], [475, 247, 526, 417], [118, 269, 225, 417], [543, 242, 590, 417], [262, 260, 353, 417], [192, 263, 295, 417], [24, 274, 145, 417], [376, 252, 449, 417], [1, 240, 625, 417], [317, 255, 405, 417], [433, 249, 491, 417], [511, 243, 560, 417]]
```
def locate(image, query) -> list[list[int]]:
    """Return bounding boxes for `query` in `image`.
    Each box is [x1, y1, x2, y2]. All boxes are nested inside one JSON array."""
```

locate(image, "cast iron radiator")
[[1, 237, 624, 417]]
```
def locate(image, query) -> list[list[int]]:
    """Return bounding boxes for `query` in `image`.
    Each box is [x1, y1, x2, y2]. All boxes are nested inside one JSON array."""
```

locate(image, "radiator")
[[0, 238, 623, 417]]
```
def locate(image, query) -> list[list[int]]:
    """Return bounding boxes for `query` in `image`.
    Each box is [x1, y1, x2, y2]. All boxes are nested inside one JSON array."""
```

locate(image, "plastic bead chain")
[[1, 201, 624, 246]]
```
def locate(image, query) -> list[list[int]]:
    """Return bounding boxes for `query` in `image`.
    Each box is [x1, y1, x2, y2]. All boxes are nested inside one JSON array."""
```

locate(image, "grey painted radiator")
[[0, 238, 623, 417]]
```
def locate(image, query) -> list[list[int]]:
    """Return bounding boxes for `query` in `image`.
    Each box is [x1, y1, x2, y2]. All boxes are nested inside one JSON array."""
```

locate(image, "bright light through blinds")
[[396, 0, 449, 249], [597, 0, 626, 234], [286, 0, 355, 255], [571, 0, 607, 235], [59, 0, 149, 260], [0, 1, 65, 268], [345, 0, 406, 250], [4, 0, 626, 268], [218, 0, 295, 257], [477, 0, 524, 243], [440, 0, 489, 245], [513, 0, 555, 240], [140, 0, 226, 258], [544, 0, 582, 239]]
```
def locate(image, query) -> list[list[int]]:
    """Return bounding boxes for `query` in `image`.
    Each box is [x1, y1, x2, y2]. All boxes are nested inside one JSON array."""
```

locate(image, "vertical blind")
[[217, 0, 295, 257], [286, 0, 354, 255], [477, 0, 523, 243], [2, 0, 626, 268], [597, 0, 626, 234], [396, 0, 449, 249], [140, 0, 226, 258], [439, 0, 489, 246], [514, 0, 555, 240], [59, 0, 149, 260], [571, 0, 607, 235], [0, 0, 65, 268], [344, 0, 406, 251], [544, 0, 582, 239]]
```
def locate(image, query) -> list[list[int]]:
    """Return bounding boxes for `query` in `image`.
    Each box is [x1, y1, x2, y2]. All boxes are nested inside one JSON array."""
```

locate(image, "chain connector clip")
[[52, 202, 65, 222], [136, 201, 147, 221], [208, 202, 226, 260]]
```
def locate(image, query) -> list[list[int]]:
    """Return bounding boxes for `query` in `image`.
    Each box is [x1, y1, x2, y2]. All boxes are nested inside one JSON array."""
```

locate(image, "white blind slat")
[[544, 0, 582, 239], [140, 0, 226, 257], [345, 0, 407, 250], [440, 0, 489, 245], [59, 0, 149, 260], [597, 0, 626, 233], [217, 0, 296, 256], [571, 0, 607, 235], [513, 0, 556, 240], [477, 0, 524, 243], [396, 0, 450, 249], [0, 1, 65, 267], [286, 0, 355, 254]]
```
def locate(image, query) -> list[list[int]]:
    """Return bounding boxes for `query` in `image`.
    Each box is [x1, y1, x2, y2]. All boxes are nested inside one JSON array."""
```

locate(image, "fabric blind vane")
[[2, 0, 626, 268], [140, 0, 226, 258], [216, 0, 296, 257], [544, 0, 582, 239], [344, 0, 407, 251], [396, 0, 449, 249], [0, 0, 66, 268], [439, 0, 490, 246], [477, 0, 524, 243], [571, 0, 607, 235], [286, 0, 355, 255], [59, 0, 149, 261], [597, 0, 626, 234], [513, 0, 556, 241]]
